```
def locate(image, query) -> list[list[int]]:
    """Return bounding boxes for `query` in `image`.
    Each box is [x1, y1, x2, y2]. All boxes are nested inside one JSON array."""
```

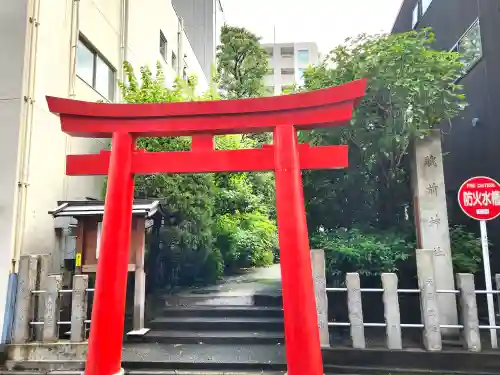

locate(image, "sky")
[[219, 0, 404, 53]]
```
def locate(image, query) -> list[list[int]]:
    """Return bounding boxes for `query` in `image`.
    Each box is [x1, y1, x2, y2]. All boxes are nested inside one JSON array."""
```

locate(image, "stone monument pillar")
[[310, 249, 329, 347], [411, 130, 458, 335]]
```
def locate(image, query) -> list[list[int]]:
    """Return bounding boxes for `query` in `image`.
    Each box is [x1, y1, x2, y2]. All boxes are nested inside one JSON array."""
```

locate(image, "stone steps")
[[128, 330, 285, 345], [148, 316, 284, 332], [0, 372, 288, 375], [158, 306, 283, 319], [135, 303, 285, 345]]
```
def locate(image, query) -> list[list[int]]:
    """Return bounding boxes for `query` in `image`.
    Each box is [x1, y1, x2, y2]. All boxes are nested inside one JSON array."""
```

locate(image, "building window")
[[282, 84, 294, 93], [183, 54, 188, 81], [76, 35, 115, 100], [298, 68, 306, 83], [171, 51, 177, 70], [159, 31, 168, 62], [422, 0, 433, 15], [451, 19, 482, 76], [297, 49, 309, 64], [267, 68, 274, 75], [281, 46, 294, 58], [412, 3, 420, 29], [281, 68, 294, 75], [265, 86, 274, 95]]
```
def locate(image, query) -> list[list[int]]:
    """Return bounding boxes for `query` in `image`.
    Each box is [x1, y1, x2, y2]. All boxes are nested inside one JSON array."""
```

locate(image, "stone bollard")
[[311, 249, 329, 347], [43, 275, 62, 342], [416, 249, 442, 351], [346, 273, 365, 349], [456, 273, 481, 352], [495, 274, 500, 318], [382, 273, 402, 350], [12, 255, 39, 344], [71, 274, 89, 342], [35, 254, 51, 341]]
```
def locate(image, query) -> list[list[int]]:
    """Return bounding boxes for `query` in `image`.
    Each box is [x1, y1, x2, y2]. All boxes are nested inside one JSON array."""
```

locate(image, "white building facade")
[[0, 0, 208, 340], [262, 42, 320, 95]]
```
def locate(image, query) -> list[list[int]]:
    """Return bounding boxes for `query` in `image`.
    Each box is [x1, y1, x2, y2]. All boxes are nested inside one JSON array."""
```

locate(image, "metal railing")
[[324, 274, 500, 351]]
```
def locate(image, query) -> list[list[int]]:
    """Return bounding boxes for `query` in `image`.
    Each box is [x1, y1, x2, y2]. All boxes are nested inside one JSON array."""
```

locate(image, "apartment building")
[[172, 0, 225, 80], [0, 0, 208, 339], [262, 42, 320, 95]]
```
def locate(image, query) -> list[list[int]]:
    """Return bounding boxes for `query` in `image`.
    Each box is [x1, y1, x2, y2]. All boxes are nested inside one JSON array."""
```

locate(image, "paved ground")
[[163, 265, 282, 307]]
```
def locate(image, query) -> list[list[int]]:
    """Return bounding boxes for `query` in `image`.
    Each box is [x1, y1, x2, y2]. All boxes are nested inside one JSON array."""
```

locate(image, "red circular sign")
[[458, 176, 500, 221]]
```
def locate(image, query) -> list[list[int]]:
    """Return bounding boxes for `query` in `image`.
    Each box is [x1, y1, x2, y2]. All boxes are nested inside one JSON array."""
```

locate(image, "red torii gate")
[[47, 78, 366, 375]]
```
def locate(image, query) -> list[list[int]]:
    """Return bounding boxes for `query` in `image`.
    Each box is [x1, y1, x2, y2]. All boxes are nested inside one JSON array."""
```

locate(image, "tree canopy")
[[300, 29, 481, 278], [301, 29, 466, 231], [216, 24, 269, 99], [112, 26, 482, 291], [117, 61, 277, 288]]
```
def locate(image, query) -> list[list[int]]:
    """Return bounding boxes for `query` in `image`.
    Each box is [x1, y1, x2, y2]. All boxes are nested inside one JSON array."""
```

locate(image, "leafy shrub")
[[311, 227, 413, 284], [200, 248, 224, 284], [311, 225, 484, 286], [450, 225, 483, 273], [214, 212, 277, 270]]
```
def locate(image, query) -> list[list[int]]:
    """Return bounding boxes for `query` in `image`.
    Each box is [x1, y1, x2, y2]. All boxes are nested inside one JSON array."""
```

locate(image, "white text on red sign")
[[463, 191, 500, 207]]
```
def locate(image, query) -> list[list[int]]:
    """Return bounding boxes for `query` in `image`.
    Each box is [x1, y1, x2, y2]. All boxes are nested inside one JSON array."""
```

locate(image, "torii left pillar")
[[274, 125, 323, 373], [85, 132, 136, 375]]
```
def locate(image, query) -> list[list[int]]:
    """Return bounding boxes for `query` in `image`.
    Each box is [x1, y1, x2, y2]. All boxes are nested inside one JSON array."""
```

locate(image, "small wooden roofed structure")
[[49, 199, 167, 332]]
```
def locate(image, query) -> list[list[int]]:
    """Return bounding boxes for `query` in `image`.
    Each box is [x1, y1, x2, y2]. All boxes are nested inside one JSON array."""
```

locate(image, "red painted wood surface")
[[85, 132, 135, 375], [274, 125, 323, 374], [46, 79, 366, 137], [65, 144, 348, 175]]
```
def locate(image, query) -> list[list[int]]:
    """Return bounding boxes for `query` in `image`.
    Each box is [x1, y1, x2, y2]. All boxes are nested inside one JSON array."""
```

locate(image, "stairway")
[[134, 305, 285, 344], [123, 292, 287, 373]]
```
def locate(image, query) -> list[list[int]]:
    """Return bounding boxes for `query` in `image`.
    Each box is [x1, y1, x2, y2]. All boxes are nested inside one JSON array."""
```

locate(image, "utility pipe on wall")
[[177, 16, 184, 77], [11, 0, 41, 272], [63, 0, 80, 200], [119, 0, 130, 91]]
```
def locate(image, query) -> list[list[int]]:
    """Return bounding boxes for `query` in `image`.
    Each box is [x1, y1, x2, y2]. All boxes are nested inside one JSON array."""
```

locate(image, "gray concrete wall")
[[172, 0, 215, 80], [0, 0, 30, 338], [0, 0, 209, 339]]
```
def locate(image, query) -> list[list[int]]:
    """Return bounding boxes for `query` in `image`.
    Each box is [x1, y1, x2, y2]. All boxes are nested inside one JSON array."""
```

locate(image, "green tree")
[[216, 24, 269, 99], [118, 61, 277, 287], [300, 29, 466, 232], [119, 62, 220, 286], [216, 24, 272, 144]]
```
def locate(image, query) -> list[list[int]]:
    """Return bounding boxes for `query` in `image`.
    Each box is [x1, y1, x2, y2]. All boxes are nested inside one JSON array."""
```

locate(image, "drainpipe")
[[63, 0, 80, 200], [119, 0, 130, 101], [177, 16, 184, 77], [11, 0, 41, 272], [3, 0, 41, 344]]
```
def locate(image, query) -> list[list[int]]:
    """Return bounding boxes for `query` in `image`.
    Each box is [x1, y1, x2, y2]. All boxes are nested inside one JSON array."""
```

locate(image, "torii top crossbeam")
[[46, 79, 366, 138]]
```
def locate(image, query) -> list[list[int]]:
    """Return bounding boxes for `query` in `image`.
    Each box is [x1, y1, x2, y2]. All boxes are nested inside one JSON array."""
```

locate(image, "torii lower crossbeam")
[[47, 79, 366, 375], [66, 144, 348, 175]]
